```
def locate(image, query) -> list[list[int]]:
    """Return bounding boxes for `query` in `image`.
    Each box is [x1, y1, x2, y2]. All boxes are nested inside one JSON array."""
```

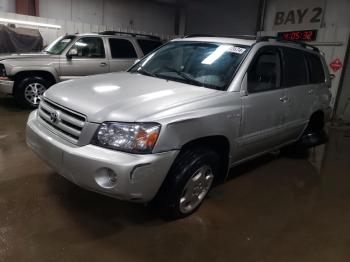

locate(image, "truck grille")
[[38, 98, 86, 144]]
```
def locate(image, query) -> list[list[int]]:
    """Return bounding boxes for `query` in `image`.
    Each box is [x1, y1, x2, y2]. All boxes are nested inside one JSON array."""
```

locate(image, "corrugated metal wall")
[[0, 10, 177, 47], [184, 0, 260, 35], [39, 0, 177, 36], [0, 0, 15, 13]]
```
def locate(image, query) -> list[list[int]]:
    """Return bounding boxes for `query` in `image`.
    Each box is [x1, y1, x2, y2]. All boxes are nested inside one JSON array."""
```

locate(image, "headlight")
[[92, 122, 161, 154]]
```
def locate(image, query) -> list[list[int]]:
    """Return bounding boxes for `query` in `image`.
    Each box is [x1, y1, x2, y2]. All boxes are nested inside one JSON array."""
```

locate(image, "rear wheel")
[[298, 112, 328, 149], [14, 76, 51, 109], [153, 148, 220, 219]]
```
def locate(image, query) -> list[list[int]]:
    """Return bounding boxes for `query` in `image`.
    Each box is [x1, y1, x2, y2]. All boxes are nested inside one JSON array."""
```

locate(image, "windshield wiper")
[[155, 67, 205, 87], [134, 68, 157, 78]]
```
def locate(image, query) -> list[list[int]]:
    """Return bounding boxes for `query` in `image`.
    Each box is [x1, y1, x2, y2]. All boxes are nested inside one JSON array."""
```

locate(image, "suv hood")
[[44, 72, 219, 123], [0, 52, 54, 61]]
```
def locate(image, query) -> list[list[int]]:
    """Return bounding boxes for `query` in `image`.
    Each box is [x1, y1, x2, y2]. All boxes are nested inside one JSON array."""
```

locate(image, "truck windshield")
[[44, 35, 76, 55], [129, 41, 249, 90]]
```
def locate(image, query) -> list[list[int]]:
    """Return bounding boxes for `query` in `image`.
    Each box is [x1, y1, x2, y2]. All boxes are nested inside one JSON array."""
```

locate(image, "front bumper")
[[0, 78, 14, 94], [26, 110, 179, 202]]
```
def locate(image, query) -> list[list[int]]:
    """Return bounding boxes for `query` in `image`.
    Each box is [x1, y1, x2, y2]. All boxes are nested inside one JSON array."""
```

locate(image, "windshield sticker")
[[202, 45, 246, 64], [227, 46, 246, 54]]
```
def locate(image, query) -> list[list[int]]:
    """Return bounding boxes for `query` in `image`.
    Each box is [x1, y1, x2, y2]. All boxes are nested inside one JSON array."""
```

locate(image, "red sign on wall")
[[329, 58, 343, 72]]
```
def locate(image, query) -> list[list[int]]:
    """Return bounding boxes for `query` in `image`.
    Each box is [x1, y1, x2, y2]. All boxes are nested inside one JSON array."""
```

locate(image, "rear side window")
[[137, 39, 162, 55], [306, 53, 325, 83], [282, 48, 308, 87], [109, 39, 137, 58]]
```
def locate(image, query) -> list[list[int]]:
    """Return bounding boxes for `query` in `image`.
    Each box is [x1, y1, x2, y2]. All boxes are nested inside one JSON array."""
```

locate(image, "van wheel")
[[14, 76, 51, 109], [154, 148, 219, 220]]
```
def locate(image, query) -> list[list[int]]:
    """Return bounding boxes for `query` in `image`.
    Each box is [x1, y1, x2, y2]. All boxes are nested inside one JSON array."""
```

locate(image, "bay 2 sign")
[[273, 0, 325, 30]]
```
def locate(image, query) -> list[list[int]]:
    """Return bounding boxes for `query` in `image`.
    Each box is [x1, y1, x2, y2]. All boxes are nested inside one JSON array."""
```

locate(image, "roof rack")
[[257, 36, 319, 52], [98, 31, 161, 40], [184, 34, 214, 38], [184, 34, 257, 40]]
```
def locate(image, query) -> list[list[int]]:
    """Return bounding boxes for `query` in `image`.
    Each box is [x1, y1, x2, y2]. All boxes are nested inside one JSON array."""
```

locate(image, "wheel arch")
[[307, 110, 325, 132], [12, 70, 57, 94], [176, 135, 231, 183]]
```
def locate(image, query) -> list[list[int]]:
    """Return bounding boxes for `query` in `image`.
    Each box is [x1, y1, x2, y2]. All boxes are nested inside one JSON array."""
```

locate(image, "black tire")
[[153, 148, 220, 220], [286, 113, 327, 152], [14, 76, 51, 109]]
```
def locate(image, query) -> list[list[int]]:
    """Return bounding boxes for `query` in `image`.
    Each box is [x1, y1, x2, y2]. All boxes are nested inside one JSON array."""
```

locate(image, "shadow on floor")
[[0, 95, 25, 112], [47, 173, 164, 232]]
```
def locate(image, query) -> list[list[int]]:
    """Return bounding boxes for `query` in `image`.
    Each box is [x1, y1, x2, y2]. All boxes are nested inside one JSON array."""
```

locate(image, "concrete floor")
[[0, 95, 350, 262]]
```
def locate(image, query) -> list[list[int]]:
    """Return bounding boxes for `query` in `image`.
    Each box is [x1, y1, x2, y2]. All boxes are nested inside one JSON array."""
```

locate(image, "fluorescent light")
[[0, 18, 61, 29], [202, 45, 231, 65]]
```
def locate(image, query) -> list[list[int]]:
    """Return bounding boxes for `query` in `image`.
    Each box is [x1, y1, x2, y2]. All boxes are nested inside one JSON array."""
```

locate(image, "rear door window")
[[137, 39, 162, 55], [306, 53, 325, 83], [109, 39, 137, 59], [282, 47, 308, 87]]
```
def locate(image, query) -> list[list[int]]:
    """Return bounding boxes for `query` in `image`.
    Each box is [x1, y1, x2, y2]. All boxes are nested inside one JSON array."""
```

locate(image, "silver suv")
[[0, 31, 162, 108], [26, 35, 332, 218]]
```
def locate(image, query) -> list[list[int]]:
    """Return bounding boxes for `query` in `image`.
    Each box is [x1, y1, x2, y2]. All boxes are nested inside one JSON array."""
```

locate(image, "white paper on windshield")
[[227, 46, 246, 54]]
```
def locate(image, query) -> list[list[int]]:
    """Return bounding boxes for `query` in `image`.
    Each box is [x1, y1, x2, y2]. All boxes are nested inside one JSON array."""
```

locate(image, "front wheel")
[[153, 148, 220, 219], [14, 76, 51, 109]]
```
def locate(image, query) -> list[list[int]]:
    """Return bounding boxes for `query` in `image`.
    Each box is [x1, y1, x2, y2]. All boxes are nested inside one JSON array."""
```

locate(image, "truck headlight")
[[92, 122, 161, 154]]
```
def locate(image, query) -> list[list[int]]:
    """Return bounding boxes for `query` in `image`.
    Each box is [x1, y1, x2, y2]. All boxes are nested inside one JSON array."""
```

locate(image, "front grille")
[[38, 98, 86, 144]]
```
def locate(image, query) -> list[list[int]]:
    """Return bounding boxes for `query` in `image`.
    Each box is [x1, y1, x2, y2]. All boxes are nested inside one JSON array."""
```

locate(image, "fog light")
[[95, 168, 118, 189]]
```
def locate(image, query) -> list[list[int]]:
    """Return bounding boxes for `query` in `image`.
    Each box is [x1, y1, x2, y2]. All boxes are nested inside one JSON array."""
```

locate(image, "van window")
[[137, 39, 162, 55], [282, 48, 308, 87], [306, 53, 325, 83], [109, 39, 137, 59], [248, 48, 281, 93]]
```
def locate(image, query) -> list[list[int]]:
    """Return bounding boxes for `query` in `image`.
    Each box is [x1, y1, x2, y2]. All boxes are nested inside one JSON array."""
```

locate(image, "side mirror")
[[67, 48, 78, 59]]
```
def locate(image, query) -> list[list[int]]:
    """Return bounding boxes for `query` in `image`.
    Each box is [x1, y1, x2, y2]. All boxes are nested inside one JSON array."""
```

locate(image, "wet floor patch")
[[1, 96, 350, 261]]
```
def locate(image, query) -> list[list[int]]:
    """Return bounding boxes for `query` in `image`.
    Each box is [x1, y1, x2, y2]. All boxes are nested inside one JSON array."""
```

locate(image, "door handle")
[[100, 62, 108, 67], [279, 96, 288, 103]]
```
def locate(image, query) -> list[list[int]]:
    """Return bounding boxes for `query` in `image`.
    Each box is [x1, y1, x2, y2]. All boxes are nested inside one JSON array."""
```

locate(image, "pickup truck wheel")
[[14, 77, 50, 109], [155, 148, 219, 219]]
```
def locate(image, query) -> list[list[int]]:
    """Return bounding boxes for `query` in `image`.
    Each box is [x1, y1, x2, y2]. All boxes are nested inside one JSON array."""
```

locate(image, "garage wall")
[[263, 0, 350, 30], [0, 0, 15, 12], [184, 0, 260, 35], [39, 0, 177, 35], [261, 0, 350, 118], [336, 45, 350, 121]]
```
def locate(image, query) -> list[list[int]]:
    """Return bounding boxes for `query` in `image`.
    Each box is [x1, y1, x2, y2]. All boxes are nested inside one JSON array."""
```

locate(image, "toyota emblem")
[[50, 111, 60, 123]]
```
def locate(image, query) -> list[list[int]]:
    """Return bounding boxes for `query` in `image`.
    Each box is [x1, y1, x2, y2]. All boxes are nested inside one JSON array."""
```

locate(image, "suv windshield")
[[44, 35, 76, 55], [129, 41, 249, 90]]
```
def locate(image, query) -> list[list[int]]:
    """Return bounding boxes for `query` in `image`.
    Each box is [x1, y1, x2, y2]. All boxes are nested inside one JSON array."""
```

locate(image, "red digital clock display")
[[277, 30, 317, 42]]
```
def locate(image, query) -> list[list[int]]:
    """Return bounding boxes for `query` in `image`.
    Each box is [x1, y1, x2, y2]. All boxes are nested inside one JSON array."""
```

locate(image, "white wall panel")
[[39, 0, 176, 35], [0, 0, 15, 13], [264, 0, 350, 30]]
